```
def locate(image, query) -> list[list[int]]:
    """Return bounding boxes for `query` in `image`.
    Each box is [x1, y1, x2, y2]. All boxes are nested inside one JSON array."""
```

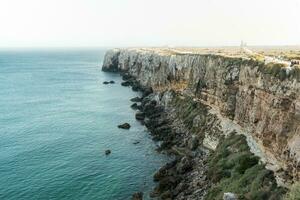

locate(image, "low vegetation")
[[258, 62, 300, 81], [284, 182, 300, 200], [205, 134, 286, 200], [259, 62, 288, 80], [171, 94, 208, 134]]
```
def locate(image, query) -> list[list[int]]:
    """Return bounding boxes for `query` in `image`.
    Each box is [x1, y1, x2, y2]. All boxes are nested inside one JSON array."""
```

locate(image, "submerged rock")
[[118, 123, 131, 129], [103, 81, 115, 84], [133, 141, 140, 145], [132, 192, 143, 200], [105, 150, 111, 155]]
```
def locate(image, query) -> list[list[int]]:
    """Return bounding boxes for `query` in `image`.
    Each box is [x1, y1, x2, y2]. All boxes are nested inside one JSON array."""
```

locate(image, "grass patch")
[[171, 94, 208, 133], [205, 134, 286, 200], [284, 182, 300, 200], [257, 62, 300, 81], [259, 62, 288, 80]]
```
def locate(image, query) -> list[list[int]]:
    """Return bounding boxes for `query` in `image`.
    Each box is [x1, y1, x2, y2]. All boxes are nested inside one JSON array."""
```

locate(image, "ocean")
[[0, 49, 167, 200]]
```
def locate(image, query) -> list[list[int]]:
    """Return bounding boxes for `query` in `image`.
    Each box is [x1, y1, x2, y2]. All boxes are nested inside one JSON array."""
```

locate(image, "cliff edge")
[[102, 48, 300, 190]]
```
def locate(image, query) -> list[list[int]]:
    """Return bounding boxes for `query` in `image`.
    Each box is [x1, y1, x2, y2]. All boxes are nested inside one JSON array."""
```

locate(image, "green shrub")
[[235, 155, 259, 174], [285, 182, 300, 200], [205, 134, 286, 200], [260, 62, 286, 78]]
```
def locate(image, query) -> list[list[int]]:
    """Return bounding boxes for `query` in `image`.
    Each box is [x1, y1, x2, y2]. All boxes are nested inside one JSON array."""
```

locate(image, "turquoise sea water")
[[0, 49, 167, 200]]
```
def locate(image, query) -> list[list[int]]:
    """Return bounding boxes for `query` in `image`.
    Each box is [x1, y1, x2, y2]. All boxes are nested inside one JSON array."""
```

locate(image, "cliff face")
[[102, 48, 300, 185]]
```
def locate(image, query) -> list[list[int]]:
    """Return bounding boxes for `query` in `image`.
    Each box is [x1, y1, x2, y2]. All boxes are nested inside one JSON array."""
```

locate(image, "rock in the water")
[[109, 80, 115, 84], [132, 192, 143, 200], [135, 112, 145, 121], [130, 97, 142, 102], [223, 192, 237, 200], [121, 81, 131, 86], [105, 150, 111, 155], [131, 103, 139, 110], [103, 81, 110, 84], [118, 123, 131, 129]]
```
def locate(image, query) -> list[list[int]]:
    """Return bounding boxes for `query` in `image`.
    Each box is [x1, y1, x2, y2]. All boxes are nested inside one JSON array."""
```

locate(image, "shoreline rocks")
[[130, 97, 142, 102], [119, 73, 285, 200], [135, 111, 145, 121], [121, 81, 131, 86], [130, 103, 141, 110], [125, 79, 211, 199]]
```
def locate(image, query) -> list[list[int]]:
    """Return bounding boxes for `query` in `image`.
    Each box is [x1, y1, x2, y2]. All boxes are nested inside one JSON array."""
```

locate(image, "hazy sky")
[[0, 0, 299, 48]]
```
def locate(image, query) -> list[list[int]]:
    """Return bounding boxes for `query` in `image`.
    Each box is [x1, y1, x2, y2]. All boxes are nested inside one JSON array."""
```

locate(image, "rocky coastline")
[[102, 48, 300, 199]]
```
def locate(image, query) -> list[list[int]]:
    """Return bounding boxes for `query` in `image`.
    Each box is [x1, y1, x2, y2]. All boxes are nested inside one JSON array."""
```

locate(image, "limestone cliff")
[[102, 48, 300, 186]]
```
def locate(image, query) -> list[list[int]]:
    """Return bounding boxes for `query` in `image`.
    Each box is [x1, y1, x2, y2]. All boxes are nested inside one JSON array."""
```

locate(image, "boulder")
[[130, 97, 142, 102], [121, 81, 131, 86], [105, 150, 111, 155], [141, 87, 153, 97], [103, 81, 110, 84], [223, 193, 237, 200], [132, 85, 140, 91], [135, 112, 145, 121], [118, 123, 131, 129], [131, 103, 139, 110], [122, 73, 133, 81], [109, 80, 115, 84]]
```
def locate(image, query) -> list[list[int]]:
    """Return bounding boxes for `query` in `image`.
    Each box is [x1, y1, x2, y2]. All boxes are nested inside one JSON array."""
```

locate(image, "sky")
[[0, 0, 299, 48]]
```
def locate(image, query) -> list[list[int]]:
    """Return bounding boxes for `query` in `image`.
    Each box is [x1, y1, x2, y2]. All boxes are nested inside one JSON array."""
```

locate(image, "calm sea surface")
[[0, 49, 167, 200]]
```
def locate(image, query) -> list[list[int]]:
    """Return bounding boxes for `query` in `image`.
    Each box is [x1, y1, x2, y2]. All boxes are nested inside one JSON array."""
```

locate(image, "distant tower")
[[240, 40, 247, 53]]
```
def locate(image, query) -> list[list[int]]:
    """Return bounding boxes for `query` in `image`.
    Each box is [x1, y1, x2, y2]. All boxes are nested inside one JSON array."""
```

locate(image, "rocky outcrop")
[[102, 48, 300, 187]]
